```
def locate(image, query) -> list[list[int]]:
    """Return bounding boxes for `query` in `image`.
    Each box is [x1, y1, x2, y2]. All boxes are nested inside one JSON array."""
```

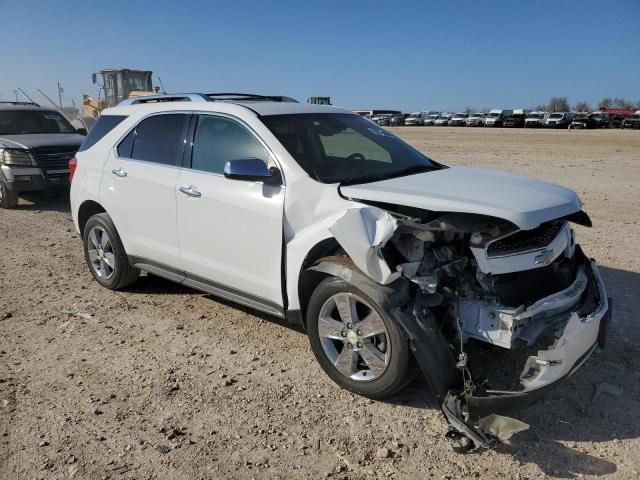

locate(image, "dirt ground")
[[1, 127, 639, 479]]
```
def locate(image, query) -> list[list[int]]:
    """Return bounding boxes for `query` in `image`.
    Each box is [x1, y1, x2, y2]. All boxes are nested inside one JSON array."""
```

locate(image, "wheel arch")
[[77, 200, 107, 237], [295, 237, 343, 329]]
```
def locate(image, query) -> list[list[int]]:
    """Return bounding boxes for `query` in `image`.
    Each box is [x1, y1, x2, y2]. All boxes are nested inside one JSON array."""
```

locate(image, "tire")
[[82, 212, 140, 290], [306, 276, 413, 399], [0, 178, 19, 209]]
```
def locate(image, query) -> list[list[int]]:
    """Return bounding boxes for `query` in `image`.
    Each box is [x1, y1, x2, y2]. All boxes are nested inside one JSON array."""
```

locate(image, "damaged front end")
[[321, 204, 611, 450]]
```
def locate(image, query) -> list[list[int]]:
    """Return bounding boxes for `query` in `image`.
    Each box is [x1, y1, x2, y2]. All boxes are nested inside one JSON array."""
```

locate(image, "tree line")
[[534, 97, 640, 113]]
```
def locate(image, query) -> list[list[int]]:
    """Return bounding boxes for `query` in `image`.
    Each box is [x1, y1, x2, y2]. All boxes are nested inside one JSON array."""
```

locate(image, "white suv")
[[70, 93, 611, 448]]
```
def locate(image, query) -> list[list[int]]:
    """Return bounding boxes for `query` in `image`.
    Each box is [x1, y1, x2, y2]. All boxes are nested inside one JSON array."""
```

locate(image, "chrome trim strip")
[[110, 110, 286, 186]]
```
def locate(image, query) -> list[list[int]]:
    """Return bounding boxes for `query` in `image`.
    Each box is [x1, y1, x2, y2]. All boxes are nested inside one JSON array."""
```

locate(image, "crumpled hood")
[[339, 166, 582, 229], [0, 134, 84, 150]]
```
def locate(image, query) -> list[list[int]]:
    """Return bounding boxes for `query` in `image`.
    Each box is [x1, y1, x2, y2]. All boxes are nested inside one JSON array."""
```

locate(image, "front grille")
[[33, 146, 77, 171], [487, 221, 566, 257]]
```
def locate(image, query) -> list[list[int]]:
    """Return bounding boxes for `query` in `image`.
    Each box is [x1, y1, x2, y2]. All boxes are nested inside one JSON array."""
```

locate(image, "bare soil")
[[1, 127, 639, 479]]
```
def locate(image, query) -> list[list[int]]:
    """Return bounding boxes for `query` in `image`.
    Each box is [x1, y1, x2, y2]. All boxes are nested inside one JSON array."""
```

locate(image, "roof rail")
[[207, 93, 298, 103], [0, 101, 41, 107], [117, 94, 209, 106], [116, 92, 299, 107]]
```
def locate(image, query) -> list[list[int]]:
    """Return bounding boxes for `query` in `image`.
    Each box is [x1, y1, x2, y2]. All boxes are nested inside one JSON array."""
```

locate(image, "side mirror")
[[76, 127, 88, 136], [224, 158, 281, 185]]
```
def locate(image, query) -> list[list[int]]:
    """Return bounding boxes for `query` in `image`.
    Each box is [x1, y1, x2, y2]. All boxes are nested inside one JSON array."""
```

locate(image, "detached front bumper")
[[466, 259, 611, 417]]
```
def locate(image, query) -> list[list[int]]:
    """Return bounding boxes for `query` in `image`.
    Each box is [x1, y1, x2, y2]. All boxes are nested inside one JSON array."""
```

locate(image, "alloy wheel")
[[87, 226, 116, 280], [317, 292, 391, 381]]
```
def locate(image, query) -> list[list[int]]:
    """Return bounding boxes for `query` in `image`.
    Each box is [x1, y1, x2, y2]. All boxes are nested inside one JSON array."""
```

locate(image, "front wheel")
[[0, 178, 19, 209], [307, 276, 413, 399]]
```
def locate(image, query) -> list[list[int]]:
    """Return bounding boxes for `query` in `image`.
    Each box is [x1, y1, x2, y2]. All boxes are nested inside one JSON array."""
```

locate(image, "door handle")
[[179, 185, 202, 198], [112, 168, 127, 178]]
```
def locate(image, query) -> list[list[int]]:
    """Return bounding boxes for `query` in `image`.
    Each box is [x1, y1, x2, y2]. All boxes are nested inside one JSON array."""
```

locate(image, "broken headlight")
[[0, 148, 36, 166]]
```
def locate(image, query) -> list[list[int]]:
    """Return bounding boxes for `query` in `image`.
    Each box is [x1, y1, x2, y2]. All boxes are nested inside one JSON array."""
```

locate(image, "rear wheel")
[[82, 213, 139, 290], [307, 276, 412, 399], [0, 178, 19, 209]]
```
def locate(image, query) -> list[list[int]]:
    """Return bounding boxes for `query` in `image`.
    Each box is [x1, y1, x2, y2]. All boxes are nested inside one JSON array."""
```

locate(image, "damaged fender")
[[328, 207, 400, 284]]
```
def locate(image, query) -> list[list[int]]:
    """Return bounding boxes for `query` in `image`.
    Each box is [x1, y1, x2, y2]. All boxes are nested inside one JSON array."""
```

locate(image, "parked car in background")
[[609, 115, 626, 128], [465, 112, 486, 127], [484, 109, 513, 127], [423, 113, 440, 126], [503, 109, 530, 128], [545, 112, 574, 128], [0, 102, 86, 209], [524, 111, 547, 128], [449, 113, 469, 126], [390, 113, 406, 126], [434, 113, 452, 126], [594, 108, 636, 128], [571, 113, 597, 129], [621, 111, 640, 129], [372, 114, 392, 126], [405, 112, 429, 126], [589, 112, 610, 128]]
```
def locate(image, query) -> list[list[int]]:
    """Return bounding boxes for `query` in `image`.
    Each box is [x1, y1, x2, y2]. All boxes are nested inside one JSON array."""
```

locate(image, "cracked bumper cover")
[[466, 260, 611, 418]]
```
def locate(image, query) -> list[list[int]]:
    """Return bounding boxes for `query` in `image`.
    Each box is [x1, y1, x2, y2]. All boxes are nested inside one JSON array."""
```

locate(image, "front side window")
[[117, 114, 188, 166], [0, 110, 76, 135], [263, 113, 440, 185], [191, 115, 269, 174]]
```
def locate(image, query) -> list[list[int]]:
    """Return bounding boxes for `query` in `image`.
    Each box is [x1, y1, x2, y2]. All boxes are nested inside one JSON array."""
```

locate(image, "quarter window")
[[117, 114, 188, 166], [191, 115, 269, 174], [78, 115, 127, 152]]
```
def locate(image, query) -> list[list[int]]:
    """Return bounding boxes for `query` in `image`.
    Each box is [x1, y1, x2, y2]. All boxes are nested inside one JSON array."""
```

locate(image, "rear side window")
[[117, 114, 188, 166], [78, 115, 127, 152]]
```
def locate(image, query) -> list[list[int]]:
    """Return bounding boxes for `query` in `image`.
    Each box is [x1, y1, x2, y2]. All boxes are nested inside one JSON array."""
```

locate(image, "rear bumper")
[[1, 165, 69, 192]]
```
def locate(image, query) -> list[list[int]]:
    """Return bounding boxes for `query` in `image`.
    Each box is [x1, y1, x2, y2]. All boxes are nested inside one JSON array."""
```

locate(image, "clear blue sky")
[[1, 0, 638, 112]]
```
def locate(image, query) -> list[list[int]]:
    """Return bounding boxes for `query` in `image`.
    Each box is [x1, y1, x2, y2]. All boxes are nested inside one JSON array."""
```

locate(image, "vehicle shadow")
[[14, 192, 71, 213], [127, 273, 307, 332], [126, 265, 638, 477]]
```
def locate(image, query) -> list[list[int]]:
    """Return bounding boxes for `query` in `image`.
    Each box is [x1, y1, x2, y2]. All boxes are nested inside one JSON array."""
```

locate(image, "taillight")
[[69, 157, 77, 182]]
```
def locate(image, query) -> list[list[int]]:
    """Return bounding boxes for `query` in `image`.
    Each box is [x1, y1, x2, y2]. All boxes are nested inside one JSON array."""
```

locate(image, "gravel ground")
[[1, 127, 639, 479]]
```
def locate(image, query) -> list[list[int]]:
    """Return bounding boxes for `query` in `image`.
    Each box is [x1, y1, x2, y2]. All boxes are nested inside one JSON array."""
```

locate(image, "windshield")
[[487, 112, 501, 118], [549, 113, 563, 119], [125, 72, 152, 92], [408, 113, 420, 118], [454, 113, 467, 118], [262, 113, 440, 185], [527, 113, 544, 119], [574, 113, 588, 119], [470, 113, 483, 118], [0, 110, 76, 135]]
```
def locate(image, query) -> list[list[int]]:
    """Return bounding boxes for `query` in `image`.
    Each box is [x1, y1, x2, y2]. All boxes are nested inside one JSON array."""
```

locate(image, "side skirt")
[[129, 256, 285, 319]]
